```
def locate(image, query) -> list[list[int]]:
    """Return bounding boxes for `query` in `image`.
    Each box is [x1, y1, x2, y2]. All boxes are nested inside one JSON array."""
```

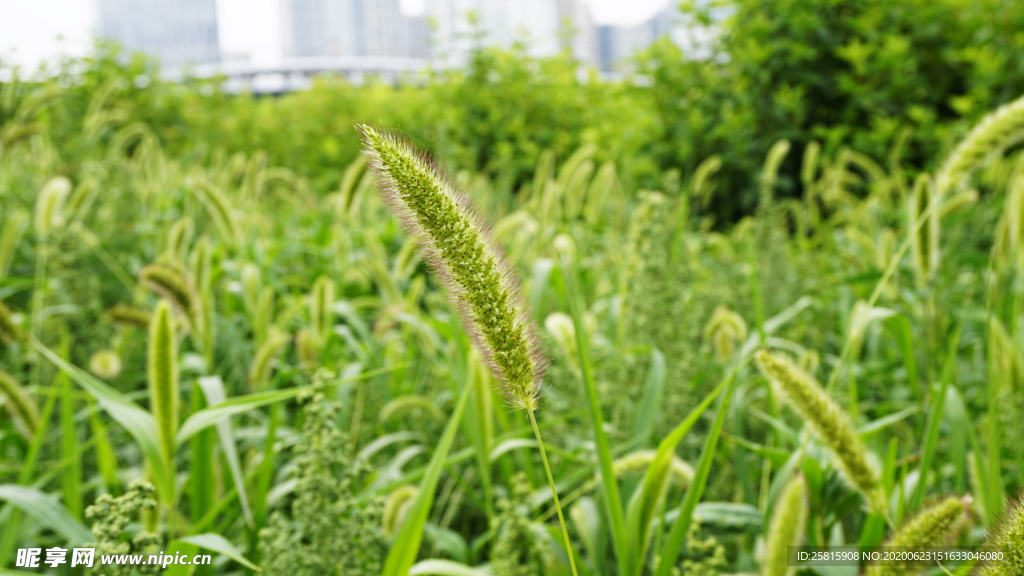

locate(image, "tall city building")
[[280, 0, 429, 58], [424, 0, 596, 66], [97, 0, 220, 69], [596, 8, 676, 72]]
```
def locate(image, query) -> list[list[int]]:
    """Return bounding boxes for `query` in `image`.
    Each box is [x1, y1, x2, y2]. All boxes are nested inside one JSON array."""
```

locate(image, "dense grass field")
[[3, 4, 1024, 574]]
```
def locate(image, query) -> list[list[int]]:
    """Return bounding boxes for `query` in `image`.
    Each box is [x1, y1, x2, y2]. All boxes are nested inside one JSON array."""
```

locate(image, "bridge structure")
[[172, 56, 432, 94]]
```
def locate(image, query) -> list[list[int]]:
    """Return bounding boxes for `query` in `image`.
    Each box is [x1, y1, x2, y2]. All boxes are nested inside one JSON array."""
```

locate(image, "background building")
[[597, 8, 675, 72], [280, 0, 429, 58], [98, 0, 220, 69], [424, 0, 596, 66]]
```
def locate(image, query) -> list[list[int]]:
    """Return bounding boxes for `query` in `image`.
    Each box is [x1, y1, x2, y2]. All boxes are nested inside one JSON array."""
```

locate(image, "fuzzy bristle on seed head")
[[358, 124, 544, 411], [865, 496, 969, 576], [978, 491, 1024, 576]]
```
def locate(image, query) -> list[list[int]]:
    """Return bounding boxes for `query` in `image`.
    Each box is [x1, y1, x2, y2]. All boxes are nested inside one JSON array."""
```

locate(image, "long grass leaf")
[[32, 339, 173, 505], [632, 348, 665, 447], [654, 376, 737, 576], [176, 533, 260, 571], [197, 376, 254, 528], [0, 485, 92, 544], [381, 385, 469, 576]]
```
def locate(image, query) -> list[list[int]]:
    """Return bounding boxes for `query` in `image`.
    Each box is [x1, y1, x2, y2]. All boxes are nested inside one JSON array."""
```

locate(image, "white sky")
[[0, 0, 670, 70]]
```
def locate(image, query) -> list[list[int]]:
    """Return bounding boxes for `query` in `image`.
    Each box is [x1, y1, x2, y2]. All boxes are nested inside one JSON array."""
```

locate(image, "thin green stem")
[[528, 408, 578, 576]]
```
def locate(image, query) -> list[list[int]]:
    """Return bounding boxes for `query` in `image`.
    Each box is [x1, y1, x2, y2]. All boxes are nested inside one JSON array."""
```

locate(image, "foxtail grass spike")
[[865, 496, 969, 576], [801, 142, 821, 190], [241, 263, 261, 315], [359, 124, 544, 411], [34, 177, 71, 239], [138, 263, 198, 329], [165, 217, 194, 265], [378, 395, 445, 423], [935, 94, 1024, 195], [0, 211, 29, 279], [0, 369, 38, 438], [763, 474, 807, 576], [612, 449, 693, 487], [147, 301, 179, 473], [254, 286, 275, 346], [978, 492, 1024, 575], [310, 275, 335, 344], [382, 485, 419, 538], [105, 304, 152, 329], [760, 140, 791, 205], [755, 349, 884, 511], [909, 175, 939, 286], [189, 179, 238, 245], [0, 300, 24, 344], [705, 305, 747, 362], [248, 329, 289, 389]]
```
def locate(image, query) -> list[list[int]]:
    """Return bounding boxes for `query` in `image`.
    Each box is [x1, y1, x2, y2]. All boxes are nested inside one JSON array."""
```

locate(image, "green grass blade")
[[177, 533, 260, 571], [910, 325, 961, 512], [189, 381, 215, 529], [57, 326, 82, 519], [654, 375, 737, 576], [88, 398, 121, 495], [197, 376, 254, 529], [408, 559, 489, 576], [32, 338, 173, 507], [381, 384, 470, 576], [632, 348, 665, 448], [884, 315, 919, 401], [561, 262, 629, 576], [624, 374, 730, 576], [0, 485, 92, 544], [177, 364, 398, 444]]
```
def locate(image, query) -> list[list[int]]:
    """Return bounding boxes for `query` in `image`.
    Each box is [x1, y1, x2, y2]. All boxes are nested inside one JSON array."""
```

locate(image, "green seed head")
[[979, 492, 1024, 576], [138, 263, 199, 331], [865, 496, 969, 576], [89, 350, 123, 380], [0, 369, 39, 438], [763, 474, 807, 576], [147, 301, 179, 471], [755, 349, 883, 511], [0, 300, 24, 344], [105, 304, 153, 329], [359, 125, 544, 411], [34, 176, 71, 239]]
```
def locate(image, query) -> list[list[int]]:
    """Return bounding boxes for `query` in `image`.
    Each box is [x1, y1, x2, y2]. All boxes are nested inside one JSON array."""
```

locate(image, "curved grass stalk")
[[360, 124, 577, 576]]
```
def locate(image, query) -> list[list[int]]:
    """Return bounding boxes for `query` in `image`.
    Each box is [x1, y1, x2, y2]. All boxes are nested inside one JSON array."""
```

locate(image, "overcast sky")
[[0, 0, 671, 70]]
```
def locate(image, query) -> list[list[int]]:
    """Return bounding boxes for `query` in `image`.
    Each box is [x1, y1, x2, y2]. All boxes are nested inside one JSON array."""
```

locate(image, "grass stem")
[[528, 408, 578, 576]]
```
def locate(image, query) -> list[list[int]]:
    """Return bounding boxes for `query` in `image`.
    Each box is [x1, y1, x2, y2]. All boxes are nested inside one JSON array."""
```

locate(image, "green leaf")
[[0, 485, 92, 544], [884, 315, 919, 400], [176, 364, 399, 444], [910, 325, 961, 512], [408, 559, 490, 576], [489, 438, 536, 461], [655, 375, 738, 576], [176, 533, 260, 571], [858, 406, 918, 439], [177, 387, 309, 444], [381, 385, 470, 576], [632, 348, 665, 447], [624, 375, 730, 576], [196, 376, 253, 529], [32, 339, 173, 506]]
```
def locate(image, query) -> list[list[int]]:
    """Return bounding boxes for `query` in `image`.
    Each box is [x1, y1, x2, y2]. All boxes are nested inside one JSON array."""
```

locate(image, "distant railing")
[[167, 56, 431, 94]]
